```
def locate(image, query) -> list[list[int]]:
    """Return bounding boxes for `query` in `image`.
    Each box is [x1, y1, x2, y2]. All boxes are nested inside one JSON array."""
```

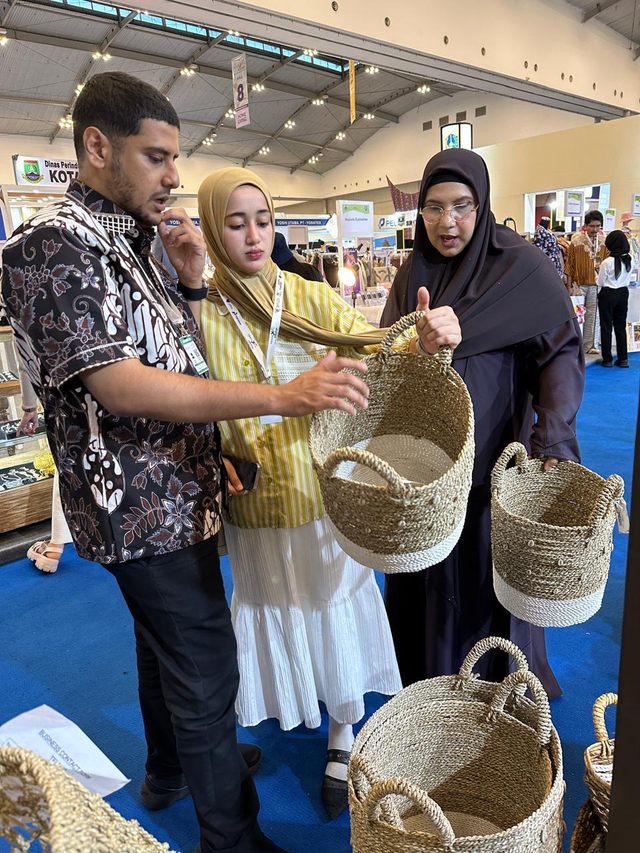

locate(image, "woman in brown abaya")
[[382, 149, 585, 698]]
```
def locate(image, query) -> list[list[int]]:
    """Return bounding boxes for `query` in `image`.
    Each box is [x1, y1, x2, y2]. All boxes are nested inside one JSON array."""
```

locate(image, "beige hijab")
[[198, 166, 389, 347]]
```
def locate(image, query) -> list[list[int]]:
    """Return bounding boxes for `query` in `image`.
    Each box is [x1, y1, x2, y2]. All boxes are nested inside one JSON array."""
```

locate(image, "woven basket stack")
[[310, 311, 475, 573], [349, 637, 565, 852], [491, 442, 625, 627], [0, 746, 177, 853]]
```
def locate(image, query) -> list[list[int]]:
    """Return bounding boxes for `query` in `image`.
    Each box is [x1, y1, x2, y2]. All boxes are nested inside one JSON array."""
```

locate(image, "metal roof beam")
[[1, 0, 21, 29], [582, 0, 620, 23], [48, 9, 138, 143], [161, 31, 227, 97]]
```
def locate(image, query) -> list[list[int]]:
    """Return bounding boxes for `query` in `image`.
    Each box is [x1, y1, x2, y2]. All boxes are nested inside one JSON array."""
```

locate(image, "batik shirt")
[[533, 225, 564, 278], [0, 182, 222, 565]]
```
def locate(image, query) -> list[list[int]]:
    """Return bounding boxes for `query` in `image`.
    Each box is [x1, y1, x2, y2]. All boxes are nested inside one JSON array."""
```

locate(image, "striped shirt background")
[[201, 272, 413, 530], [565, 234, 609, 285]]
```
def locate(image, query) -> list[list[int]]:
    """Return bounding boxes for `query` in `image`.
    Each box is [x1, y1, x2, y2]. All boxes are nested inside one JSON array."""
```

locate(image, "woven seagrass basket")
[[349, 669, 565, 853], [309, 311, 475, 573], [491, 442, 626, 628], [570, 800, 606, 853], [585, 693, 616, 834], [0, 746, 177, 853]]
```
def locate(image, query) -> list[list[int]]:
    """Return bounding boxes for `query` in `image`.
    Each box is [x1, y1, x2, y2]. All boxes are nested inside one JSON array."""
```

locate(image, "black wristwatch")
[[178, 281, 209, 301]]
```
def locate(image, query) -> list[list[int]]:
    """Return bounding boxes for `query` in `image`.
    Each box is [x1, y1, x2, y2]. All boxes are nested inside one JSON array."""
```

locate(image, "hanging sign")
[[440, 122, 473, 151], [349, 60, 356, 124], [631, 194, 640, 217], [564, 191, 585, 217], [13, 155, 78, 187], [231, 53, 250, 128], [604, 208, 616, 231], [339, 199, 374, 238]]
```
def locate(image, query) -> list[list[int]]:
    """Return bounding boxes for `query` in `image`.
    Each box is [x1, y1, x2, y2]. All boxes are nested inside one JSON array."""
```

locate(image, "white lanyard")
[[219, 270, 285, 382]]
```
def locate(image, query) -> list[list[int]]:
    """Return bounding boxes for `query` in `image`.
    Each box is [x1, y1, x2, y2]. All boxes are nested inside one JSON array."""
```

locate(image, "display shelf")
[[0, 377, 21, 398], [0, 432, 45, 451], [0, 476, 54, 534]]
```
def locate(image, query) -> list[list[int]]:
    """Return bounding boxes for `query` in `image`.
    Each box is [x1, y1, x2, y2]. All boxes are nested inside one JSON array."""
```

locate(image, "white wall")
[[0, 135, 324, 201], [321, 92, 594, 196]]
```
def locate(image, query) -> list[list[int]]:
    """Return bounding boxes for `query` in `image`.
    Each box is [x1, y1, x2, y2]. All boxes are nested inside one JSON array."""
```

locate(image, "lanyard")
[[219, 270, 285, 382]]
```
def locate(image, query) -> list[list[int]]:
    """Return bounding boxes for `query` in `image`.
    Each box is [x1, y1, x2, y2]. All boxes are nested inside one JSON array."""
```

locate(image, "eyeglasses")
[[420, 201, 478, 224]]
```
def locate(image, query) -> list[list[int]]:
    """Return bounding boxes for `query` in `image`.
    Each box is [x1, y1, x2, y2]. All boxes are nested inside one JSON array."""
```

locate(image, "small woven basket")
[[585, 693, 616, 834], [0, 746, 177, 852], [570, 800, 606, 853], [309, 311, 475, 573], [349, 668, 565, 853], [491, 442, 625, 627]]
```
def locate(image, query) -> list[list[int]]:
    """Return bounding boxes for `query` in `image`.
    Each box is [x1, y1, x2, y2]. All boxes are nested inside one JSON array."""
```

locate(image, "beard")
[[106, 149, 158, 228]]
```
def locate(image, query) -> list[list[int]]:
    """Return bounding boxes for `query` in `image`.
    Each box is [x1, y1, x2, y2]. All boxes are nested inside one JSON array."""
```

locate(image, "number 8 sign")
[[232, 54, 248, 111]]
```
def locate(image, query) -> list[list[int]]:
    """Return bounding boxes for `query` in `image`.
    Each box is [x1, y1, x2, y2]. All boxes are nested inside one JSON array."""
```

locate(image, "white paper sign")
[[231, 53, 250, 129], [13, 156, 78, 187], [631, 194, 640, 217], [604, 208, 616, 231], [339, 199, 374, 238], [565, 190, 585, 217], [0, 705, 130, 797]]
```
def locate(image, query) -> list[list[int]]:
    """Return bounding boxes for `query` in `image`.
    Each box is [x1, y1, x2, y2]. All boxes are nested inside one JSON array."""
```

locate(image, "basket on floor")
[[491, 442, 626, 627], [585, 693, 616, 834], [309, 311, 474, 573], [349, 669, 564, 853], [0, 746, 177, 853], [570, 800, 606, 853]]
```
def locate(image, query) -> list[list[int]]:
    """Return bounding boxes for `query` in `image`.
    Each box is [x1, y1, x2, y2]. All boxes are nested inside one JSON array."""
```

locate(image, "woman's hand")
[[223, 457, 247, 496], [17, 410, 38, 437], [414, 287, 462, 354]]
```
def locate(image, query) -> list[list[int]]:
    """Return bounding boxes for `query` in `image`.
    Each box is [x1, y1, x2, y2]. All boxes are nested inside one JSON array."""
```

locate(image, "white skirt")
[[224, 516, 402, 731]]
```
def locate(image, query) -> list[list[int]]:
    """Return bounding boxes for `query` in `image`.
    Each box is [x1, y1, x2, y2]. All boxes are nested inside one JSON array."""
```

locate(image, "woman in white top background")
[[597, 230, 636, 368]]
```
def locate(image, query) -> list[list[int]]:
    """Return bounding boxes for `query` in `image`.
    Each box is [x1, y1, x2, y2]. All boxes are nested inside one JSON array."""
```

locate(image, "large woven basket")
[[309, 311, 475, 573], [0, 746, 177, 852], [585, 693, 616, 833], [491, 442, 625, 627], [349, 669, 564, 853]]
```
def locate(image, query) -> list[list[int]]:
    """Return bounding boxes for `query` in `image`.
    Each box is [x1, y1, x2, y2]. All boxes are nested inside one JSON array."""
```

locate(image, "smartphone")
[[224, 456, 261, 492]]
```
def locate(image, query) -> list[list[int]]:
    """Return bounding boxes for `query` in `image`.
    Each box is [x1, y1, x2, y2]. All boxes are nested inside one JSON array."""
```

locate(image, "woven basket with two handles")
[[349, 639, 565, 853], [491, 442, 626, 627], [309, 310, 474, 573], [0, 746, 177, 852]]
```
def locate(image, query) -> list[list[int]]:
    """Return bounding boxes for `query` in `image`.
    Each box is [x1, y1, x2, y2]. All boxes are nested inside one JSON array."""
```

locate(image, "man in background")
[[565, 209, 607, 354]]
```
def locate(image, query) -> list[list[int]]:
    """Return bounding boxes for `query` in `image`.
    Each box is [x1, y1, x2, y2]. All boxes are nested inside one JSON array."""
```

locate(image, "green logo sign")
[[23, 159, 44, 183], [342, 203, 370, 215]]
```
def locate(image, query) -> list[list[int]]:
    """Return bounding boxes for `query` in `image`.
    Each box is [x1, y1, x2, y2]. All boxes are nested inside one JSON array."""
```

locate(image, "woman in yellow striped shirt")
[[197, 167, 461, 818]]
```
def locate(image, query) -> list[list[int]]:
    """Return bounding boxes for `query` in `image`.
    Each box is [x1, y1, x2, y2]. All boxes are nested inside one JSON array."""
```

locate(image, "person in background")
[[271, 231, 323, 281], [381, 148, 584, 700], [597, 230, 635, 368], [533, 216, 563, 278], [16, 359, 73, 573], [565, 209, 607, 354], [197, 166, 460, 820], [619, 211, 640, 258], [620, 211, 634, 235], [552, 224, 570, 265]]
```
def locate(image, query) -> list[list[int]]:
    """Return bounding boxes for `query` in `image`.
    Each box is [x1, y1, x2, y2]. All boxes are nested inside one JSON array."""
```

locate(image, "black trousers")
[[108, 537, 264, 852], [598, 286, 629, 363]]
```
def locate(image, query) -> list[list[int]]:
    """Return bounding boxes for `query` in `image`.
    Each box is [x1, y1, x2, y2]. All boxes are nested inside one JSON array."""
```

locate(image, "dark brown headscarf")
[[380, 149, 575, 358]]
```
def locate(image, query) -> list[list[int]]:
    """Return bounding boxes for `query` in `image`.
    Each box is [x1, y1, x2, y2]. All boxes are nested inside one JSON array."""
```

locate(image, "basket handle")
[[488, 670, 552, 746], [491, 442, 528, 493], [593, 692, 617, 743], [377, 310, 453, 368], [363, 777, 456, 846], [588, 474, 626, 527], [349, 753, 402, 827], [324, 447, 411, 499], [457, 637, 529, 690]]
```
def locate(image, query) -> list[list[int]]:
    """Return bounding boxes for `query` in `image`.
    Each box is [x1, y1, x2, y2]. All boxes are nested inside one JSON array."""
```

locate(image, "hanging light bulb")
[[417, 84, 431, 94], [284, 120, 296, 129], [365, 65, 379, 74], [335, 131, 346, 140]]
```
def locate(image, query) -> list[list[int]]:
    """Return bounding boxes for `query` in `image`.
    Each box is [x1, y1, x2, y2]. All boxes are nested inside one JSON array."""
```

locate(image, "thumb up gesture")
[[415, 287, 462, 354]]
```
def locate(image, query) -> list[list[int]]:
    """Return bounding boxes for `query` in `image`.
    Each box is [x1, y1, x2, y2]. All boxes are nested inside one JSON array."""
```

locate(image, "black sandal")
[[321, 748, 350, 820]]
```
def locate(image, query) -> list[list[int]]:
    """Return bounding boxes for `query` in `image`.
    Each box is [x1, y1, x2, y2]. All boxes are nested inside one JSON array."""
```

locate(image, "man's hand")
[[414, 287, 462, 354], [275, 351, 369, 417], [222, 457, 247, 496], [17, 410, 38, 436], [158, 208, 206, 288]]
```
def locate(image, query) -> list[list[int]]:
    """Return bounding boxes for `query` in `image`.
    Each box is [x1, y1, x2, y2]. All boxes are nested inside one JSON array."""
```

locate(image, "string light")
[[417, 84, 431, 94]]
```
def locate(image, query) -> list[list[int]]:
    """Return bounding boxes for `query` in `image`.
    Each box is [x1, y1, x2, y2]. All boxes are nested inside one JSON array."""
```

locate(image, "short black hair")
[[73, 72, 180, 160], [584, 209, 604, 225], [538, 216, 551, 229]]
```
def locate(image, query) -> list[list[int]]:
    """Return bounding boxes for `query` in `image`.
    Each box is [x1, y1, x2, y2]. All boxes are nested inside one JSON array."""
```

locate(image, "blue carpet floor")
[[0, 355, 637, 853]]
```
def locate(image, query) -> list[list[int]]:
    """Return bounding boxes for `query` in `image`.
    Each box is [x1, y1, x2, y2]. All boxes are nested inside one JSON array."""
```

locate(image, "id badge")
[[180, 334, 209, 376]]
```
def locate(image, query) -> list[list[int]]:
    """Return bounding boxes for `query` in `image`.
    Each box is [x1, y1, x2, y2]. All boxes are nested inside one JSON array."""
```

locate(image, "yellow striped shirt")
[[565, 235, 610, 285], [201, 272, 410, 530]]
